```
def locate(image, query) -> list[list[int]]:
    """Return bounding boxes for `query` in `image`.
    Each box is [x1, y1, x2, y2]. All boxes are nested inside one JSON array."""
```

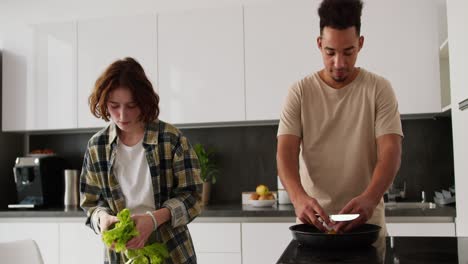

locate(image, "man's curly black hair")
[[318, 0, 364, 35]]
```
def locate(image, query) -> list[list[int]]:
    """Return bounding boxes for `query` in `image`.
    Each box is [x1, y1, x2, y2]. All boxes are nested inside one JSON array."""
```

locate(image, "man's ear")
[[317, 36, 322, 50], [358, 36, 364, 51]]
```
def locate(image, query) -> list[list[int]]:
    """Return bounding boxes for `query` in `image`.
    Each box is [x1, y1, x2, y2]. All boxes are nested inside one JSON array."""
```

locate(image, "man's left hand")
[[333, 194, 379, 233]]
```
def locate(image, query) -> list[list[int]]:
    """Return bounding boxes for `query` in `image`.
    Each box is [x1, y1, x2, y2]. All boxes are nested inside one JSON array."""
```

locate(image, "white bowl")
[[250, 199, 276, 207]]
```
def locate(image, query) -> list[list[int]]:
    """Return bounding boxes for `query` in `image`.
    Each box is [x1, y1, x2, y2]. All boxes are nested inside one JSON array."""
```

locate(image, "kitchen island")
[[277, 236, 468, 264]]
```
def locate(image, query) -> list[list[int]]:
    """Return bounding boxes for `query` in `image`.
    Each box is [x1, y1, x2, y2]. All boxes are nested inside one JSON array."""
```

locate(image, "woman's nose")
[[119, 108, 127, 120]]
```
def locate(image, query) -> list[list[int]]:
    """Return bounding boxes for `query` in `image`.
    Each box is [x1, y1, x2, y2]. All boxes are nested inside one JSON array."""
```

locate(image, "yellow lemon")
[[256, 184, 269, 196]]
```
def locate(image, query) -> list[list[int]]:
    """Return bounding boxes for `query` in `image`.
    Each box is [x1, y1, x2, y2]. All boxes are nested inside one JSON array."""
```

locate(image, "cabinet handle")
[[459, 98, 468, 111]]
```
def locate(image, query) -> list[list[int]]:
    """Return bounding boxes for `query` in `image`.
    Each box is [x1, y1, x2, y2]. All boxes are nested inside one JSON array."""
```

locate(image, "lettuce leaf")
[[102, 208, 169, 264]]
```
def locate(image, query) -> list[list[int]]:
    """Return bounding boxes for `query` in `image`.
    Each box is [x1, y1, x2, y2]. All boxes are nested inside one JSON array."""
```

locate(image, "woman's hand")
[[99, 213, 119, 232], [125, 213, 155, 249]]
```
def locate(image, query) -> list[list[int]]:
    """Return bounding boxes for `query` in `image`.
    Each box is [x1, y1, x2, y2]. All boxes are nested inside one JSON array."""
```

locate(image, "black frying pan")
[[290, 223, 381, 248]]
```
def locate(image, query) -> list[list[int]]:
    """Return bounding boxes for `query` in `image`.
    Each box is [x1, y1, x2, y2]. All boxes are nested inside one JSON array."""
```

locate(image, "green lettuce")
[[102, 208, 169, 264]]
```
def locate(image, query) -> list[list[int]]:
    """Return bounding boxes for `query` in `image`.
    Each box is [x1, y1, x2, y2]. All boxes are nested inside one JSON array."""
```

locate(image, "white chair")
[[0, 239, 44, 264]]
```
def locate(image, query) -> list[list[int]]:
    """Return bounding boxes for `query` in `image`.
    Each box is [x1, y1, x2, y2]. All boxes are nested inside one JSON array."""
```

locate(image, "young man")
[[277, 0, 403, 237]]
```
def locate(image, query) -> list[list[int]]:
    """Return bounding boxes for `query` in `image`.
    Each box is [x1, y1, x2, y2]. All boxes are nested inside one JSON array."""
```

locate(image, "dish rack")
[[433, 186, 455, 205]]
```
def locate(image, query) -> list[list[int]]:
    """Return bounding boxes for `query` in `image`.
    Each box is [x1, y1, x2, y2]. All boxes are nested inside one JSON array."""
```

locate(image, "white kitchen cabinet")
[[188, 222, 241, 263], [59, 222, 104, 264], [242, 222, 294, 264], [2, 22, 77, 131], [33, 21, 77, 130], [1, 25, 35, 131], [197, 253, 242, 264], [243, 1, 322, 121], [386, 223, 455, 237], [0, 222, 59, 264], [158, 7, 245, 124], [446, 0, 468, 236], [439, 39, 451, 111], [359, 0, 441, 114], [77, 14, 157, 129]]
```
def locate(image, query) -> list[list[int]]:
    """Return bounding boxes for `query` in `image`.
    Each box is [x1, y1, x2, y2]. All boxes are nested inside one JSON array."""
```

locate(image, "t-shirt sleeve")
[[278, 82, 302, 138], [375, 78, 404, 138]]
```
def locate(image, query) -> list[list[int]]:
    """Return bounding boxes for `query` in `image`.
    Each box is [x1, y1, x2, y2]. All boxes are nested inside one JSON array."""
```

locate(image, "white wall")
[[446, 0, 468, 236]]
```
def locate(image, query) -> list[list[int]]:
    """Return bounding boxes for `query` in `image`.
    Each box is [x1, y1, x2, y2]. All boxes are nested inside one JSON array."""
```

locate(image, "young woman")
[[80, 57, 203, 264]]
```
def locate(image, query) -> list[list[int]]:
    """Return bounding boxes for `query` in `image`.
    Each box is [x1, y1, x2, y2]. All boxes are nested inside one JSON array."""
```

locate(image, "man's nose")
[[334, 54, 345, 68]]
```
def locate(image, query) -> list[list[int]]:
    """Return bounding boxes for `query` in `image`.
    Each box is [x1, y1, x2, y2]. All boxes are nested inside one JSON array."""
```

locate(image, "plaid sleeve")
[[80, 145, 112, 234], [163, 136, 203, 228]]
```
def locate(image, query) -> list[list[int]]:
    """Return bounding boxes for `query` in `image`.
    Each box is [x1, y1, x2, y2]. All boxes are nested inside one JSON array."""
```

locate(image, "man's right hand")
[[293, 194, 331, 232]]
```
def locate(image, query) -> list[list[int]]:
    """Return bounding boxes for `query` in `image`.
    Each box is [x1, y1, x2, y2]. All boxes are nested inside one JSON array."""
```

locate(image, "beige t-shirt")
[[278, 68, 403, 227]]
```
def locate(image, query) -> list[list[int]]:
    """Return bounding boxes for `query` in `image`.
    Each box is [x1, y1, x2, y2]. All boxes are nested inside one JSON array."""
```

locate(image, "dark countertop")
[[0, 202, 456, 220], [277, 237, 466, 264]]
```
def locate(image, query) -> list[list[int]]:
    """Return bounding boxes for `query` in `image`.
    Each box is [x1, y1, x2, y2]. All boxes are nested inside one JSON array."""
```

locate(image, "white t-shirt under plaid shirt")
[[114, 137, 156, 214]]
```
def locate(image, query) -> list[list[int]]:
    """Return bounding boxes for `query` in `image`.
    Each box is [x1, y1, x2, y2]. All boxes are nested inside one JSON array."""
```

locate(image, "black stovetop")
[[277, 237, 466, 264]]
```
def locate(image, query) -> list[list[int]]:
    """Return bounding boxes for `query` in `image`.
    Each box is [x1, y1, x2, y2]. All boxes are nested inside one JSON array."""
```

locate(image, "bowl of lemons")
[[249, 184, 276, 207]]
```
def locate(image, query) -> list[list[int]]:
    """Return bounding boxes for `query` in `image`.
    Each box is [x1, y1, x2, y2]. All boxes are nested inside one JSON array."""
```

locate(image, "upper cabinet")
[[244, 1, 322, 121], [2, 22, 76, 131], [77, 14, 157, 129], [359, 0, 441, 114], [1, 1, 446, 131], [2, 26, 35, 131], [158, 7, 245, 124], [439, 39, 451, 111], [33, 21, 77, 130]]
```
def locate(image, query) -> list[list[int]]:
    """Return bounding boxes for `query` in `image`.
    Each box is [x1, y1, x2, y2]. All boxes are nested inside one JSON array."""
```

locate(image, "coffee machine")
[[9, 156, 68, 209]]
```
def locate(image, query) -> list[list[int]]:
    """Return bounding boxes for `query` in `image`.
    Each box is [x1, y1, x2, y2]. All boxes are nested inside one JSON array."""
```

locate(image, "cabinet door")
[[59, 222, 104, 264], [33, 21, 77, 130], [447, 0, 468, 237], [447, 0, 468, 105], [242, 222, 294, 264], [1, 25, 35, 131], [386, 223, 455, 237], [0, 222, 59, 264], [77, 14, 157, 129], [359, 0, 441, 114], [197, 253, 241, 264], [158, 7, 245, 124], [188, 222, 241, 253], [244, 0, 321, 121]]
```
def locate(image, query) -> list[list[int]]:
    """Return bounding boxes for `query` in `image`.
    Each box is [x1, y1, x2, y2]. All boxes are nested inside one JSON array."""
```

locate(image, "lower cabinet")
[[198, 253, 242, 264], [188, 222, 241, 264], [0, 218, 102, 264], [241, 223, 294, 264], [0, 222, 60, 264], [0, 218, 456, 264], [59, 222, 104, 264], [386, 223, 456, 237]]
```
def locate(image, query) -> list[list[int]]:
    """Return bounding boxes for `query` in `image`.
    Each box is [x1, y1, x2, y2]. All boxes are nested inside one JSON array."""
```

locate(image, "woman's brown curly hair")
[[88, 57, 160, 123]]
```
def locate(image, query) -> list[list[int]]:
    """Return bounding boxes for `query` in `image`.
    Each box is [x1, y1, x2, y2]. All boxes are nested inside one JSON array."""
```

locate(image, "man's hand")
[[125, 213, 155, 249], [333, 193, 379, 233], [294, 194, 331, 232]]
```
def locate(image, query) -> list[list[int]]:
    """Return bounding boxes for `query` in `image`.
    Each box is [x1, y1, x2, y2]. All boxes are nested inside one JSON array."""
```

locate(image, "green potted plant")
[[193, 143, 219, 205]]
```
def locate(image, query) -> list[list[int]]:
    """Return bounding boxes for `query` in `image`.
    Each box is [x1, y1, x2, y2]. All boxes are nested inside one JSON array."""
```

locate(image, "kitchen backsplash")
[[0, 117, 454, 206]]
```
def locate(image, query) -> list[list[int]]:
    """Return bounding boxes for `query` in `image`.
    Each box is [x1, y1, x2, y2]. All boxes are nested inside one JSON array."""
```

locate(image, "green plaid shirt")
[[80, 120, 203, 264]]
